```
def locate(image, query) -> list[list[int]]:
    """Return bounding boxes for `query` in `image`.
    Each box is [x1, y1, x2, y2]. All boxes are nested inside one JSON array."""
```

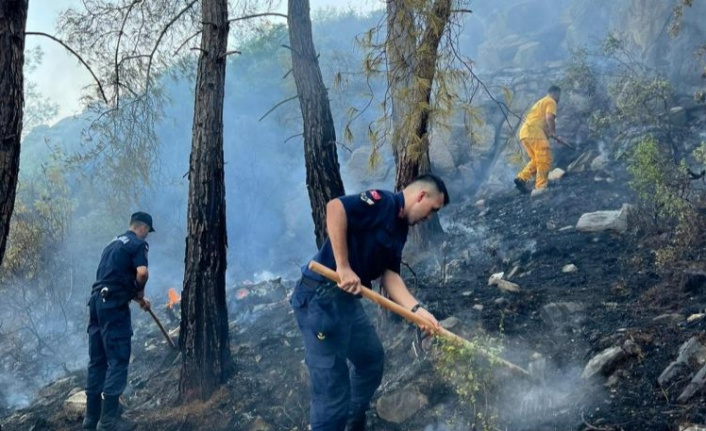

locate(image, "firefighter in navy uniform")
[[83, 212, 154, 431], [291, 174, 450, 431]]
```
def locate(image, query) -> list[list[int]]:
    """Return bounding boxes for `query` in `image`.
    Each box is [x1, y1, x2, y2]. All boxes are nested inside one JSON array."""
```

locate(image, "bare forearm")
[[135, 267, 149, 296], [383, 270, 440, 331], [382, 271, 417, 309], [546, 115, 557, 137], [326, 199, 350, 270]]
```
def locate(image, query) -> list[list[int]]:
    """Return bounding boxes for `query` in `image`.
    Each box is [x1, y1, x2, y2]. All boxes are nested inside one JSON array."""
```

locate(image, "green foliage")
[[559, 47, 599, 98], [628, 136, 703, 267], [1, 152, 75, 286], [581, 33, 679, 159], [350, 0, 486, 172], [23, 46, 59, 134], [692, 141, 706, 165], [669, 0, 695, 36], [433, 335, 503, 430], [669, 1, 705, 103]]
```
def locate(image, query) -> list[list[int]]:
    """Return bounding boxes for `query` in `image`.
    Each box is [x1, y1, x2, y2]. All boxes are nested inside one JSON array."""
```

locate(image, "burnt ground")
[[3, 167, 706, 431]]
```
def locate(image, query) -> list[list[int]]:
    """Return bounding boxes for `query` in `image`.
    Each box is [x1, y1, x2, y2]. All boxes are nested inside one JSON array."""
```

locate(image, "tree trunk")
[[288, 0, 345, 248], [386, 0, 416, 165], [178, 0, 232, 403], [389, 0, 452, 242], [0, 0, 28, 267]]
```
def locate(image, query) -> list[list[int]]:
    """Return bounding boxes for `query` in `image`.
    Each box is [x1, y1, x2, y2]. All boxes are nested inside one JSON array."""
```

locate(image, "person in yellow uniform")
[[514, 85, 570, 197]]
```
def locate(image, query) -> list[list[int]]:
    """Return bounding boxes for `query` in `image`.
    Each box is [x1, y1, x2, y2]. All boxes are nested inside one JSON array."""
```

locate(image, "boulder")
[[658, 337, 706, 387], [376, 385, 428, 424], [576, 204, 631, 234], [582, 340, 640, 380], [63, 390, 86, 421]]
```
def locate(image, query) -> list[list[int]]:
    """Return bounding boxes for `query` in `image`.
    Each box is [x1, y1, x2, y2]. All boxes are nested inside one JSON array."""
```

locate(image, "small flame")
[[236, 288, 249, 300], [167, 288, 181, 309]]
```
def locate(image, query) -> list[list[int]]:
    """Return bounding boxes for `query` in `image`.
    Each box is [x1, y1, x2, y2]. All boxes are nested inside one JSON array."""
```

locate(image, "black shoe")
[[96, 395, 136, 431], [514, 178, 530, 194], [82, 392, 102, 430], [345, 413, 366, 431]]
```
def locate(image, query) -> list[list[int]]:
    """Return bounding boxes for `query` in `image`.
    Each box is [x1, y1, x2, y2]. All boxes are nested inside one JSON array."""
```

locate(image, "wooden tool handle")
[[307, 261, 532, 378], [147, 308, 178, 350], [308, 261, 437, 331]]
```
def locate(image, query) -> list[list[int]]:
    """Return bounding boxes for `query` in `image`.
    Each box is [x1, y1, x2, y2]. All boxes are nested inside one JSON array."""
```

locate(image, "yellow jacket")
[[519, 95, 557, 140]]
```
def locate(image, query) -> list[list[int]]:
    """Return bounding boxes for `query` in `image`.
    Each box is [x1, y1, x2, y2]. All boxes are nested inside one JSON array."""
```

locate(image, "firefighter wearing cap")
[[83, 212, 154, 431], [291, 174, 449, 431]]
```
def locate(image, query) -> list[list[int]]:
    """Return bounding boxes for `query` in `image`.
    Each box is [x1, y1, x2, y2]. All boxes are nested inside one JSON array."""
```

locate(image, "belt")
[[91, 285, 132, 297], [299, 275, 361, 299], [300, 275, 325, 289]]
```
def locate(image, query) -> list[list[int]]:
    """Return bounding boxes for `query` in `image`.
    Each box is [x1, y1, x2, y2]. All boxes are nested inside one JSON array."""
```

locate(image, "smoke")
[[498, 364, 596, 430]]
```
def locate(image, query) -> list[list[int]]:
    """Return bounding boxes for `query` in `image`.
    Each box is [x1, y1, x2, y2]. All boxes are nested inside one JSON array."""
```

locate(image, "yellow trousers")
[[517, 138, 552, 190]]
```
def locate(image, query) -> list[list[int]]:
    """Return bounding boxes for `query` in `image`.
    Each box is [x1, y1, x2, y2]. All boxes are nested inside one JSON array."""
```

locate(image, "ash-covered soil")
[[3, 168, 706, 431]]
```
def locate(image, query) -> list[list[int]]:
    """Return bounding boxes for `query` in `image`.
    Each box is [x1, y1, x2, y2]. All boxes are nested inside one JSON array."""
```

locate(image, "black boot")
[[345, 412, 366, 431], [82, 392, 102, 430], [514, 178, 530, 194], [96, 395, 136, 431]]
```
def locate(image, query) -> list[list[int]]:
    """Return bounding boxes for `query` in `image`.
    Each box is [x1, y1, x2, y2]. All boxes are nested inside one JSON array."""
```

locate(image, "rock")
[[488, 272, 520, 293], [376, 385, 428, 423], [670, 106, 688, 127], [562, 264, 578, 273], [680, 270, 706, 294], [582, 340, 640, 380], [488, 272, 505, 285], [63, 391, 86, 421], [444, 259, 472, 282], [659, 337, 706, 387], [475, 199, 486, 209], [688, 314, 705, 323], [605, 372, 620, 387], [429, 137, 458, 176], [567, 150, 595, 172], [248, 416, 273, 431], [590, 154, 608, 171], [678, 364, 706, 403], [652, 313, 685, 325], [473, 304, 484, 311], [541, 302, 585, 330], [440, 316, 461, 330], [513, 41, 545, 66], [494, 279, 521, 293], [548, 168, 565, 181], [680, 425, 706, 431], [581, 346, 625, 380], [494, 297, 510, 307], [575, 204, 631, 234]]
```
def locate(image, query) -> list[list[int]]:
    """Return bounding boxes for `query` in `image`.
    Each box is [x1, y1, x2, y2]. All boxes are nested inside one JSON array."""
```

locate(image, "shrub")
[[628, 136, 704, 267]]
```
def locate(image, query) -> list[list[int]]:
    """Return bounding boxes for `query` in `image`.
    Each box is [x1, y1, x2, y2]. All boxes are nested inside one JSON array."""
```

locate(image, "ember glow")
[[167, 288, 181, 309]]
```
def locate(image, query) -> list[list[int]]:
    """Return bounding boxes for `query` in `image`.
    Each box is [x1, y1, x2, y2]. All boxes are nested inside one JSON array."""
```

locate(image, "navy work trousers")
[[86, 289, 133, 397], [291, 278, 385, 431]]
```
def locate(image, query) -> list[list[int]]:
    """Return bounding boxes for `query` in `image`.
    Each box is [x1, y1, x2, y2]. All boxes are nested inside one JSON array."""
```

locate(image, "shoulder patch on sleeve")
[[369, 190, 381, 201], [360, 192, 375, 206]]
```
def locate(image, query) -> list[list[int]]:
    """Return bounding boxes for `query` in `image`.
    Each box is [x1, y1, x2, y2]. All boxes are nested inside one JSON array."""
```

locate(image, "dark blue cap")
[[130, 211, 155, 232]]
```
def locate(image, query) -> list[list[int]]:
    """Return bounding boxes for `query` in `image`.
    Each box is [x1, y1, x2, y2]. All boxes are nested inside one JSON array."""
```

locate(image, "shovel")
[[308, 261, 531, 378], [135, 297, 177, 350], [147, 308, 178, 350]]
